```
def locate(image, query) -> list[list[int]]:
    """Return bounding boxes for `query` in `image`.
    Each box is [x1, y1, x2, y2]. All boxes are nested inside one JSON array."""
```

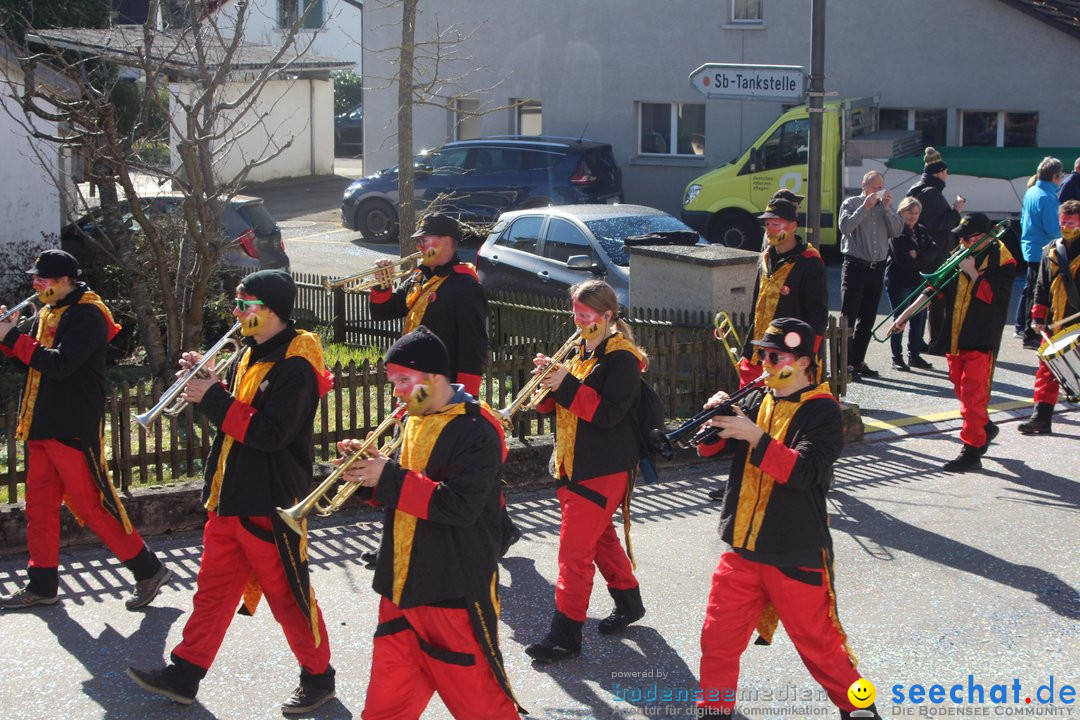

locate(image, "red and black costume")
[[696, 382, 867, 717], [531, 333, 645, 654], [0, 284, 164, 599], [168, 326, 336, 694], [370, 256, 488, 396], [928, 242, 1016, 449], [1029, 235, 1080, 407], [739, 241, 828, 387], [362, 391, 524, 719]]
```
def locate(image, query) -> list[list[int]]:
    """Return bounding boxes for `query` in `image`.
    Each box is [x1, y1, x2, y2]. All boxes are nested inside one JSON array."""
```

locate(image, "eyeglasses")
[[234, 298, 265, 312], [759, 350, 794, 365]]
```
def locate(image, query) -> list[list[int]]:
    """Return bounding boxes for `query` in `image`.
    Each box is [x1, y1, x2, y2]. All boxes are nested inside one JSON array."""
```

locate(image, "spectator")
[[838, 171, 903, 380], [1017, 157, 1064, 348], [1058, 157, 1080, 204], [885, 196, 937, 371]]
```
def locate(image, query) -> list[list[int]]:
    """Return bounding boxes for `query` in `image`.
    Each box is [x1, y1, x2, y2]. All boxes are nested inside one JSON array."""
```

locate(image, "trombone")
[[276, 411, 406, 534], [872, 219, 1010, 342], [713, 311, 743, 371], [322, 252, 422, 294], [134, 322, 244, 429], [0, 295, 40, 325], [498, 329, 581, 429]]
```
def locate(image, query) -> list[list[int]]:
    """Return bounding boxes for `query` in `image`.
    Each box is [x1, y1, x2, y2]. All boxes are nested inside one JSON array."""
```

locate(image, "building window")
[[453, 97, 481, 141], [280, 0, 323, 29], [879, 107, 946, 148], [732, 0, 763, 23], [960, 110, 1037, 147], [514, 100, 542, 136], [639, 102, 706, 156]]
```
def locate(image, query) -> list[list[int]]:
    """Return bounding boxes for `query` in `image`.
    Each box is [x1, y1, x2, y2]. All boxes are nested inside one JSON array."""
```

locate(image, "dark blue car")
[[340, 136, 623, 243]]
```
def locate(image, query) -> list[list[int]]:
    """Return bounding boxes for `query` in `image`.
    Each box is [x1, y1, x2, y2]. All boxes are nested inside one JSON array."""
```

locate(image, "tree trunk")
[[396, 0, 417, 258]]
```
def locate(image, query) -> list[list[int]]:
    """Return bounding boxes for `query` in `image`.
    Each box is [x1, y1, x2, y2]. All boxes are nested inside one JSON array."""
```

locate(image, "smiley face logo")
[[848, 678, 876, 709]]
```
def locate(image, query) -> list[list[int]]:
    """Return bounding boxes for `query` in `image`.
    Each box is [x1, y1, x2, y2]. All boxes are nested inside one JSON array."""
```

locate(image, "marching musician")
[[337, 326, 524, 719], [1018, 199, 1080, 435], [0, 249, 171, 611], [695, 318, 879, 720], [524, 279, 647, 664], [369, 212, 520, 561], [929, 213, 1016, 472], [128, 270, 338, 714]]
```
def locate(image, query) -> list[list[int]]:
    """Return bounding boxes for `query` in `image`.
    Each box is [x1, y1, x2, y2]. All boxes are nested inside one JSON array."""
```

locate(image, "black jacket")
[[886, 222, 937, 289], [907, 173, 960, 263], [929, 242, 1016, 355], [1, 284, 113, 448], [1032, 237, 1080, 325], [198, 327, 321, 516], [741, 242, 828, 361], [714, 383, 843, 568], [369, 256, 488, 382]]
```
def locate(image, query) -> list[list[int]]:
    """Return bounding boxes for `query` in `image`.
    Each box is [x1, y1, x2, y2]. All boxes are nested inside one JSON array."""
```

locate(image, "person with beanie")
[[335, 326, 525, 719], [906, 147, 963, 354], [0, 249, 171, 611], [1017, 157, 1065, 347], [525, 279, 648, 664], [127, 269, 338, 714], [1018, 200, 1080, 435]]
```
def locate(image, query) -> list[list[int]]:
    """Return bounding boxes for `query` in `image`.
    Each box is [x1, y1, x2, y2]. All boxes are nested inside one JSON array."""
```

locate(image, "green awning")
[[886, 147, 1080, 181]]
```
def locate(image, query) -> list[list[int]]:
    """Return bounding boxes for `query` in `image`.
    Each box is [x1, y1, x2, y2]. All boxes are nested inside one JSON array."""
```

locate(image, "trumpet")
[[497, 329, 582, 429], [134, 322, 243, 429], [872, 220, 1010, 342], [650, 374, 767, 460], [276, 411, 406, 534], [713, 311, 743, 370], [322, 252, 423, 294], [0, 295, 39, 324]]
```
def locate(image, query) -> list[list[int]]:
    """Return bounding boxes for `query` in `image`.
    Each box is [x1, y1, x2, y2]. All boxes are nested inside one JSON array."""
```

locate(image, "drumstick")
[[1049, 310, 1080, 332]]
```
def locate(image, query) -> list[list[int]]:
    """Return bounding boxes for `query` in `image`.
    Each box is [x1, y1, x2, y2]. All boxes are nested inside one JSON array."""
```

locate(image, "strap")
[[1055, 239, 1080, 312], [554, 477, 608, 509], [374, 614, 476, 666]]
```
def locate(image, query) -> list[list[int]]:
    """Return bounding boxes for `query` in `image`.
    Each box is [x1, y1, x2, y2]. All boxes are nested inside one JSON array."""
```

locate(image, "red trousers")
[[362, 597, 518, 719], [555, 472, 638, 622], [698, 552, 862, 714], [946, 350, 993, 447], [172, 513, 331, 674], [25, 439, 145, 569], [1033, 361, 1061, 406]]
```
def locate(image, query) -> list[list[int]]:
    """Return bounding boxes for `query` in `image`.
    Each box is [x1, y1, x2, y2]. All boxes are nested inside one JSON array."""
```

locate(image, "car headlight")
[[683, 184, 702, 206], [343, 187, 356, 200]]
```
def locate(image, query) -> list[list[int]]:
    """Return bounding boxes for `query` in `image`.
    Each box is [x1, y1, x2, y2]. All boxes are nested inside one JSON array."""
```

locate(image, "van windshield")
[[585, 215, 698, 267]]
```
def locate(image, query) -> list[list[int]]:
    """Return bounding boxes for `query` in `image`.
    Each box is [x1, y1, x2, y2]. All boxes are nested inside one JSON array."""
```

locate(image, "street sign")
[[689, 63, 806, 102]]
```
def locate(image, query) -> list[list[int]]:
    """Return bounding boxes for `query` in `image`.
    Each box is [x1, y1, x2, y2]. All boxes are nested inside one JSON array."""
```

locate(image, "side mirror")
[[567, 255, 603, 274]]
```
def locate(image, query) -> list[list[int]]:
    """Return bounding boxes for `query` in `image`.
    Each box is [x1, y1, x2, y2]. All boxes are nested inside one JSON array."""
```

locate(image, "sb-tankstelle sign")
[[689, 64, 806, 102]]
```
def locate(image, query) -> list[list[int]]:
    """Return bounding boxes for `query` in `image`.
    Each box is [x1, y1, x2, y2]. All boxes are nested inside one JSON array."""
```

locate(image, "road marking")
[[863, 399, 1030, 433], [285, 228, 359, 244]]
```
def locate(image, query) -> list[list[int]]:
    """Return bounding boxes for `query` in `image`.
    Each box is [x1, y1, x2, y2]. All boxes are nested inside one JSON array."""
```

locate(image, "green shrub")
[[332, 70, 363, 115]]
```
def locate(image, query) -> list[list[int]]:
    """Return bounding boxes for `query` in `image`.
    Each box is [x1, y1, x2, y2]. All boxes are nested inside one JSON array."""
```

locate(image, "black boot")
[[126, 653, 206, 705], [283, 664, 337, 715], [525, 611, 582, 663], [977, 421, 1000, 456], [943, 444, 982, 472], [598, 586, 646, 635], [499, 510, 522, 558], [1018, 402, 1053, 435]]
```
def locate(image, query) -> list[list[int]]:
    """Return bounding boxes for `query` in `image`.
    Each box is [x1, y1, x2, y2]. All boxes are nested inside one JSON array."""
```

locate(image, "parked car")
[[341, 136, 624, 243], [334, 103, 363, 153], [475, 204, 702, 308], [61, 193, 289, 273]]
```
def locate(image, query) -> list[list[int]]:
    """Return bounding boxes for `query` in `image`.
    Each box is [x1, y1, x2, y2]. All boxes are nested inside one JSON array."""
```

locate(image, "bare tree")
[[2, 0, 332, 379]]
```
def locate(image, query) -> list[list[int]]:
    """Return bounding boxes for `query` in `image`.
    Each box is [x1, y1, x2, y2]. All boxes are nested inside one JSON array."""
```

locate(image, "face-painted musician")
[[694, 317, 879, 720]]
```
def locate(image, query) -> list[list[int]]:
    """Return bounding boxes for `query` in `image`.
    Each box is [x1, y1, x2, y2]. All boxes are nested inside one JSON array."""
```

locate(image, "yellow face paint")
[[33, 278, 59, 304], [572, 300, 609, 342], [765, 230, 788, 247]]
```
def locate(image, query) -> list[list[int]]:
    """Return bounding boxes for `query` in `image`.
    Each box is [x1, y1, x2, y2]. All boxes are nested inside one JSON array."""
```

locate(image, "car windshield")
[[584, 215, 697, 267]]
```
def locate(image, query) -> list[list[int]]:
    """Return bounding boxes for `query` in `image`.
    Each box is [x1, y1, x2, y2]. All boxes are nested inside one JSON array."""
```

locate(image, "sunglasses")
[[759, 350, 794, 365], [234, 298, 266, 312]]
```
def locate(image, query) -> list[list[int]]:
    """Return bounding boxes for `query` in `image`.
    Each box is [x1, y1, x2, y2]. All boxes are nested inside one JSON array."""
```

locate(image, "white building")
[[360, 0, 1080, 217], [219, 0, 363, 74]]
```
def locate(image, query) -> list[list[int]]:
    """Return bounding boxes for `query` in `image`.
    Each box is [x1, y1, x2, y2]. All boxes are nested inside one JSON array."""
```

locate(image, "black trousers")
[[840, 258, 886, 368]]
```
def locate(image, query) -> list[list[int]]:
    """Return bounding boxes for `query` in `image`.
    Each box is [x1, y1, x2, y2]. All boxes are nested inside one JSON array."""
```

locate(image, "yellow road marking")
[[863, 400, 1031, 433]]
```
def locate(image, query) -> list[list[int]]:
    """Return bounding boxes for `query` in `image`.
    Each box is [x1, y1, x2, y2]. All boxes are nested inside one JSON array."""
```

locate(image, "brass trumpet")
[[134, 322, 243, 429], [498, 330, 581, 429], [0, 295, 40, 324], [276, 411, 406, 534], [322, 252, 423, 294]]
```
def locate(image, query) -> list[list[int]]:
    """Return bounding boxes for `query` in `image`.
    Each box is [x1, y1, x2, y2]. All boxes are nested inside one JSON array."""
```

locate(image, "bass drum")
[[1038, 324, 1080, 402]]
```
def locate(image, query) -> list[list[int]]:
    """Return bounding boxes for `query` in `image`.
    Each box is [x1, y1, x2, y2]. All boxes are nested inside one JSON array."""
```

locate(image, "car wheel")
[[356, 199, 399, 243], [708, 211, 761, 251]]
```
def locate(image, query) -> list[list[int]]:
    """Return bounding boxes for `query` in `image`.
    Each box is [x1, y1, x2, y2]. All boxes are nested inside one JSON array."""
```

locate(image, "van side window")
[[759, 118, 810, 170], [495, 216, 542, 254], [542, 218, 593, 263]]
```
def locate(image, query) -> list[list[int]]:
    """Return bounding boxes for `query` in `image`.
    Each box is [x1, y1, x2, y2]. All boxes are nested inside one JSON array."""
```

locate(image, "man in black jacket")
[[695, 318, 878, 720], [338, 327, 524, 719], [0, 250, 170, 611], [127, 270, 337, 715]]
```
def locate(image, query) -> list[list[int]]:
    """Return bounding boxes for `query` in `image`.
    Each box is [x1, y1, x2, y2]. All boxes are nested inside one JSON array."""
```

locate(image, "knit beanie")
[[385, 325, 450, 377], [239, 269, 295, 321], [923, 146, 948, 175]]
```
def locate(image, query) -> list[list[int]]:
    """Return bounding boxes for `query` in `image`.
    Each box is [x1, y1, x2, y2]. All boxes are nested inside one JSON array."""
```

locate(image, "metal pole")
[[805, 0, 826, 247]]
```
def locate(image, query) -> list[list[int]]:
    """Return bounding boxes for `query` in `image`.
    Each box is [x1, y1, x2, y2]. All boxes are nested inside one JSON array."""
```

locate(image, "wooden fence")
[[1, 282, 849, 498]]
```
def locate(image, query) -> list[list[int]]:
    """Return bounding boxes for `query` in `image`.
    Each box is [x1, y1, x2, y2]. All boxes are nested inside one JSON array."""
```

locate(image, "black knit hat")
[[752, 317, 816, 358], [385, 325, 450, 377], [26, 249, 80, 279], [923, 146, 948, 175], [239, 269, 295, 321]]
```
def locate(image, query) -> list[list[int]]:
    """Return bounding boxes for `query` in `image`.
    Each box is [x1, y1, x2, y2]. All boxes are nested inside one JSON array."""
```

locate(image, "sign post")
[[688, 63, 806, 103]]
